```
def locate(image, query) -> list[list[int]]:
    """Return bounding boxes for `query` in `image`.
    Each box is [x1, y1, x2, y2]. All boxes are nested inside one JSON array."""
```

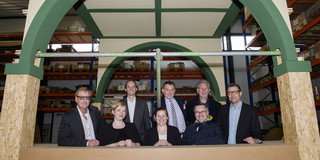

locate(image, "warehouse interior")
[[0, 0, 319, 160]]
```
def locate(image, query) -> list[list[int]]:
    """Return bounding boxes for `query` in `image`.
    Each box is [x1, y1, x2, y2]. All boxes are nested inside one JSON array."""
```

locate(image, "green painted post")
[[156, 48, 162, 108]]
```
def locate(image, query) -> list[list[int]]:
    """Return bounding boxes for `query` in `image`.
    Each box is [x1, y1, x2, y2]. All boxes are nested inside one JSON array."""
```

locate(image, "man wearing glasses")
[[182, 103, 225, 145], [58, 87, 106, 147], [218, 83, 262, 144]]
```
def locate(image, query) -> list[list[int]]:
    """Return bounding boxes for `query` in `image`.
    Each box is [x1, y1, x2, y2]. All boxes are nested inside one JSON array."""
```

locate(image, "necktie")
[[170, 100, 178, 128]]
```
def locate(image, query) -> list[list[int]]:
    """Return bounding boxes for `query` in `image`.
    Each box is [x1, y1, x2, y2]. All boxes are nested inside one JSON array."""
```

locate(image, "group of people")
[[57, 79, 262, 147]]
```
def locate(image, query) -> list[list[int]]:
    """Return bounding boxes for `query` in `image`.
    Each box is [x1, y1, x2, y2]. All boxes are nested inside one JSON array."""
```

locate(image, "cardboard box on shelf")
[[72, 64, 90, 72], [43, 65, 51, 72], [134, 61, 150, 72], [53, 63, 70, 72], [167, 62, 185, 71], [291, 12, 307, 34]]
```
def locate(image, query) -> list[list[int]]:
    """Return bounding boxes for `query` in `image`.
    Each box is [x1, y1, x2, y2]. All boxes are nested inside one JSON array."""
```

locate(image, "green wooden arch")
[[4, 0, 79, 79], [93, 41, 226, 103], [239, 0, 311, 77], [3, 0, 311, 99]]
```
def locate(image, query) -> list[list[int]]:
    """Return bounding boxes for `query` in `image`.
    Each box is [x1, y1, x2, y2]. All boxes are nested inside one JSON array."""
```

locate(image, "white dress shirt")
[[127, 96, 136, 123]]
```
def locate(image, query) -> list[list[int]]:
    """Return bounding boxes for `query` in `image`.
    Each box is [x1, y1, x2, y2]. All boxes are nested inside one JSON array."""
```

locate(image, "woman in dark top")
[[143, 107, 182, 146], [99, 102, 141, 147]]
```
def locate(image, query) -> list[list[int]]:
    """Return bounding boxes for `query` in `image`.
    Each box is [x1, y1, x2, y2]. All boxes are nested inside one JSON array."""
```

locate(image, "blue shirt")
[[228, 101, 242, 144]]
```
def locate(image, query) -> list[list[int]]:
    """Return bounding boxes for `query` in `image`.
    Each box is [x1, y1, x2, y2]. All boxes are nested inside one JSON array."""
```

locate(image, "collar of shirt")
[[127, 96, 136, 103], [230, 100, 243, 111], [76, 106, 89, 118]]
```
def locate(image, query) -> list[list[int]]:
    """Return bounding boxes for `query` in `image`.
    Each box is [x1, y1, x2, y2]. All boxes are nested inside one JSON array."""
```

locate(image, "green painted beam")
[[4, 0, 78, 79], [213, 2, 242, 38]]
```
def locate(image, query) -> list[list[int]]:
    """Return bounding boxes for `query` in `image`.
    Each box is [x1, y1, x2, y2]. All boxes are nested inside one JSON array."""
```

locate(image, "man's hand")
[[243, 137, 258, 144], [87, 139, 99, 147]]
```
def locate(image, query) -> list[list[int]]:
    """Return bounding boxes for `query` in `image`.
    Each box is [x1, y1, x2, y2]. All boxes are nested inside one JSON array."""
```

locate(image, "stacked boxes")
[[72, 64, 90, 72], [53, 63, 70, 72], [167, 62, 185, 71], [134, 61, 150, 71], [291, 12, 308, 34]]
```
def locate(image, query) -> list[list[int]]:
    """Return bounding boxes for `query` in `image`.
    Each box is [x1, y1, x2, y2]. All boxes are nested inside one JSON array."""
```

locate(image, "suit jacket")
[[57, 106, 105, 146], [143, 125, 183, 146], [186, 97, 221, 124], [218, 103, 262, 144], [122, 97, 151, 141], [98, 122, 142, 146], [182, 121, 225, 145]]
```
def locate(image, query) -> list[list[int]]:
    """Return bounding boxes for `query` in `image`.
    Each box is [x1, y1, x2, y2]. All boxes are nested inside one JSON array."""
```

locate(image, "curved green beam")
[[93, 41, 226, 103], [239, 0, 311, 77], [4, 0, 79, 79]]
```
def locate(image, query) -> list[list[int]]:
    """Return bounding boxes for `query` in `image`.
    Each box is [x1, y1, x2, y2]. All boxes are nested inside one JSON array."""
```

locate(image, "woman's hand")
[[154, 140, 172, 146]]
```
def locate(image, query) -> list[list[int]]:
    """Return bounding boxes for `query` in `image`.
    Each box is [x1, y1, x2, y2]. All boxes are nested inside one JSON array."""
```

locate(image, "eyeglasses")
[[195, 110, 207, 115], [227, 90, 240, 95], [77, 96, 91, 100]]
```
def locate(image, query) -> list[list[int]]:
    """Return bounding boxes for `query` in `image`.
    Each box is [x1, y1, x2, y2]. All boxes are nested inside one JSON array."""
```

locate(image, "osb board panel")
[[19, 142, 300, 160], [0, 75, 40, 160], [277, 72, 320, 160]]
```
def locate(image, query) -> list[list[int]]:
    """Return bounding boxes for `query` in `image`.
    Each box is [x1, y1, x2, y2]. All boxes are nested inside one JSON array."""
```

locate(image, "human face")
[[75, 90, 91, 110], [125, 81, 137, 96], [194, 105, 208, 123], [162, 84, 175, 99], [156, 110, 168, 126], [112, 106, 126, 121], [227, 86, 242, 105], [197, 83, 210, 99]]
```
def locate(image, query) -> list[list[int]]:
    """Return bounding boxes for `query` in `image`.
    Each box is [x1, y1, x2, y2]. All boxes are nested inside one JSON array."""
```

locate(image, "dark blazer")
[[143, 125, 183, 146], [186, 97, 221, 124], [182, 121, 225, 145], [57, 106, 105, 146], [218, 103, 262, 144], [98, 122, 142, 146], [122, 97, 151, 141]]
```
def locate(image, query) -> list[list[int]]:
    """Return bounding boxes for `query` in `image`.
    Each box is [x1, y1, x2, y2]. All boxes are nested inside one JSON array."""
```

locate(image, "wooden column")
[[277, 72, 320, 160], [0, 74, 40, 160]]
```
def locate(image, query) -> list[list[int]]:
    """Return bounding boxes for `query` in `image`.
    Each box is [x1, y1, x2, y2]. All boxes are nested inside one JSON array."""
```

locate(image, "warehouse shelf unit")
[[243, 0, 320, 123]]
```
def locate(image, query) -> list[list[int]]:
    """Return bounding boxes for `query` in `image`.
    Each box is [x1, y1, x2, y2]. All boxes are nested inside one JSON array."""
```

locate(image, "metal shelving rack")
[[243, 0, 320, 122]]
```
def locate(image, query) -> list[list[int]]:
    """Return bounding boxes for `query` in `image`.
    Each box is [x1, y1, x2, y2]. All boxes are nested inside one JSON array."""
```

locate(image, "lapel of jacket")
[[133, 98, 139, 123], [88, 106, 98, 133], [123, 98, 130, 123], [236, 104, 246, 136], [74, 107, 85, 138], [225, 105, 230, 135]]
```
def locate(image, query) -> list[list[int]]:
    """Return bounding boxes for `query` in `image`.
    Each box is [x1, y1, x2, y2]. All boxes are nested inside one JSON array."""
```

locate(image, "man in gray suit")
[[122, 80, 151, 141]]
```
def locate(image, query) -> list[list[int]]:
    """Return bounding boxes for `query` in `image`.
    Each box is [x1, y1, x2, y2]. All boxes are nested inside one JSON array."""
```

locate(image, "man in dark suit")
[[122, 80, 151, 141], [58, 87, 106, 147], [186, 79, 221, 124], [218, 83, 262, 144], [157, 81, 186, 133]]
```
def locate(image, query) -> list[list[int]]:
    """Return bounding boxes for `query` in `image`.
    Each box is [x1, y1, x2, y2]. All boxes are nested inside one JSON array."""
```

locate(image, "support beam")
[[277, 72, 320, 160], [0, 75, 40, 160]]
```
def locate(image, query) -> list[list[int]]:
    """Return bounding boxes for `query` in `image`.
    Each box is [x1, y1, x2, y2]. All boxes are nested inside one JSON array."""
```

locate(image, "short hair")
[[155, 107, 168, 117], [111, 101, 126, 113], [75, 87, 92, 97], [163, 81, 175, 88], [196, 79, 210, 89], [125, 80, 137, 88], [193, 102, 208, 112], [227, 83, 241, 92]]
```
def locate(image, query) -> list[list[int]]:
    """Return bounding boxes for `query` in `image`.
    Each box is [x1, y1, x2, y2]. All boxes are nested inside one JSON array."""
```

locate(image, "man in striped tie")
[[158, 81, 186, 134]]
